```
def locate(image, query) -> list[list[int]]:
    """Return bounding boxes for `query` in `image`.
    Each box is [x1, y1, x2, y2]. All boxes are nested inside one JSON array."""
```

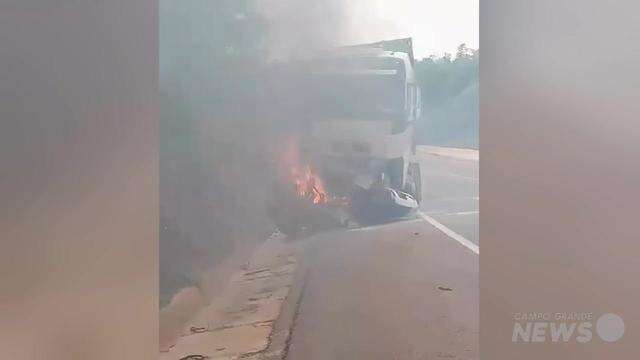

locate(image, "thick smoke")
[[256, 0, 350, 60], [159, 0, 373, 307], [255, 0, 405, 60]]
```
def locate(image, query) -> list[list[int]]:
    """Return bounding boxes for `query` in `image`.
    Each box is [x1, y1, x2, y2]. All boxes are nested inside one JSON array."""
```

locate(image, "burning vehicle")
[[270, 38, 423, 235]]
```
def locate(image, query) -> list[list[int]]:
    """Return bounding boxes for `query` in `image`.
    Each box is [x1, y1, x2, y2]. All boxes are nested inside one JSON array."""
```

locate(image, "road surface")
[[286, 148, 479, 360]]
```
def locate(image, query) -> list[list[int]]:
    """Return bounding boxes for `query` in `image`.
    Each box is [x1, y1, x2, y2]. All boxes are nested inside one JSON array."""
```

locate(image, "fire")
[[279, 137, 328, 205], [292, 164, 327, 204]]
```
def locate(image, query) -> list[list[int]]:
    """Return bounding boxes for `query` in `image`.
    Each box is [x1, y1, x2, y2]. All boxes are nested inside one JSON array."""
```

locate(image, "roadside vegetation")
[[415, 44, 479, 149]]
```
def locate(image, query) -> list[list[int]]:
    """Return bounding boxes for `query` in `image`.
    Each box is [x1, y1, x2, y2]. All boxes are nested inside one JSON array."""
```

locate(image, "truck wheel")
[[406, 162, 422, 203]]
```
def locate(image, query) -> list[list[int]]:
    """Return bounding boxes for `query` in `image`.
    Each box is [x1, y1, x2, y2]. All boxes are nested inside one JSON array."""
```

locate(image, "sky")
[[346, 0, 479, 59]]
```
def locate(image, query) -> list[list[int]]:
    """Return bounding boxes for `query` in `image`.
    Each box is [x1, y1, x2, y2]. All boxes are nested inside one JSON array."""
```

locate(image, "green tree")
[[415, 45, 478, 149]]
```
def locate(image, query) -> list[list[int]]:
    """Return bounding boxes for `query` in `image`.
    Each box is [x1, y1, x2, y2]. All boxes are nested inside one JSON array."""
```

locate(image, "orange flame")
[[292, 164, 327, 204], [279, 137, 328, 205]]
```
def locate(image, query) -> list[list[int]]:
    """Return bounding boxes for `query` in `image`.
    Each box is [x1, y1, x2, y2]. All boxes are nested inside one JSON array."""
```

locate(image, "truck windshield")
[[306, 57, 406, 120]]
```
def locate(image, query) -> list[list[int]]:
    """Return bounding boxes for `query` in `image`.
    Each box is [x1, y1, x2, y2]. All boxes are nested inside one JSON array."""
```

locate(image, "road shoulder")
[[159, 233, 301, 360]]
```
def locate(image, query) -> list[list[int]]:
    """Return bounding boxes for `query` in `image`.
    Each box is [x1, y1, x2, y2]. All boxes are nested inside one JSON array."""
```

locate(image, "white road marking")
[[430, 196, 479, 201], [426, 210, 479, 216], [418, 211, 479, 255]]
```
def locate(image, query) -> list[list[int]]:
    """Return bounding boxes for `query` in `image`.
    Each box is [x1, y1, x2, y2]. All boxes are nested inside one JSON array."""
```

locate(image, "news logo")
[[512, 312, 624, 343]]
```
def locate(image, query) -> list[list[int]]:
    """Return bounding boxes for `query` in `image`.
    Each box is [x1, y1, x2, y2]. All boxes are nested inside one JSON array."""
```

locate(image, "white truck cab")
[[301, 39, 423, 217]]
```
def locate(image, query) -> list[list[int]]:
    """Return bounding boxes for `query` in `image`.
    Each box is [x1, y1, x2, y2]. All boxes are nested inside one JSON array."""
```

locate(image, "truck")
[[270, 38, 423, 233]]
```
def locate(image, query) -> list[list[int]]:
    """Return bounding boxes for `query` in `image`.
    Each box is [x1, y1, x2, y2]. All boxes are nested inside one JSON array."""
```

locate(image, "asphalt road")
[[419, 150, 479, 246], [286, 149, 479, 360]]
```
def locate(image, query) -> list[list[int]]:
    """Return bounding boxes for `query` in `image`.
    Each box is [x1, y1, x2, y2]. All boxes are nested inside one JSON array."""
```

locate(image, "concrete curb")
[[417, 145, 479, 161], [159, 234, 303, 360], [246, 258, 309, 360]]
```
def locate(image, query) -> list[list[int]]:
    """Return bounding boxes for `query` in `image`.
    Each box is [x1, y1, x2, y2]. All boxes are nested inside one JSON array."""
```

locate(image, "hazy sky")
[[347, 0, 479, 59]]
